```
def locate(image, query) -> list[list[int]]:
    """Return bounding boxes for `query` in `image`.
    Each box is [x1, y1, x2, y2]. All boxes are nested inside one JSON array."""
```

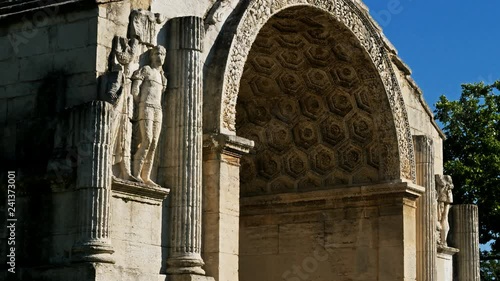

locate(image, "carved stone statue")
[[435, 174, 454, 245], [108, 9, 164, 182], [129, 9, 163, 47], [108, 35, 138, 181], [131, 46, 167, 186]]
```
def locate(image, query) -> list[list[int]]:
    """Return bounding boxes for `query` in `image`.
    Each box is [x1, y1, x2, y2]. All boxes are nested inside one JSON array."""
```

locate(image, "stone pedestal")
[[71, 101, 114, 263], [202, 134, 253, 281], [413, 135, 437, 280], [164, 16, 208, 276], [437, 246, 459, 281], [450, 204, 480, 281]]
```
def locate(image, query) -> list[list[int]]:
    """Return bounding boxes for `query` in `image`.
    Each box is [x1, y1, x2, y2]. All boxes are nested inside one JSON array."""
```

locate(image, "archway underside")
[[236, 7, 400, 197]]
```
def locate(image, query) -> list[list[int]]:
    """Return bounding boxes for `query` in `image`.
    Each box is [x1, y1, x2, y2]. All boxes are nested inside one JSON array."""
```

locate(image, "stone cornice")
[[203, 133, 254, 158], [111, 177, 170, 202], [0, 0, 89, 19], [437, 245, 459, 256], [241, 180, 424, 215]]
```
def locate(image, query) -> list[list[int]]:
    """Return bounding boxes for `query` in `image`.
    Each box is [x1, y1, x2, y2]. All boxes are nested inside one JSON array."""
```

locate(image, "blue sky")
[[362, 0, 500, 110]]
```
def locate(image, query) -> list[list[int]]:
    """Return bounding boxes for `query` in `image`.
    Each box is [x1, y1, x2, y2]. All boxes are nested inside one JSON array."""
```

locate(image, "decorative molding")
[[203, 133, 254, 158], [437, 245, 459, 256], [240, 180, 424, 215], [111, 177, 170, 201]]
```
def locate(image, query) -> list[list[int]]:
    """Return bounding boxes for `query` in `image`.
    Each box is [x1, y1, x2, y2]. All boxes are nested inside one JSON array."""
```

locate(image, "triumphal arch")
[[0, 0, 480, 280]]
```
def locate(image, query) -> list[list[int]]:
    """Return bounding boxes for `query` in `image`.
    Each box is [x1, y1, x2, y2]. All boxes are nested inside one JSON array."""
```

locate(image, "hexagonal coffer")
[[284, 149, 308, 178], [348, 113, 374, 144], [327, 89, 354, 117], [310, 145, 335, 175], [293, 121, 319, 149], [321, 116, 347, 147], [257, 151, 281, 180], [266, 120, 292, 154], [300, 93, 326, 120], [339, 143, 364, 172]]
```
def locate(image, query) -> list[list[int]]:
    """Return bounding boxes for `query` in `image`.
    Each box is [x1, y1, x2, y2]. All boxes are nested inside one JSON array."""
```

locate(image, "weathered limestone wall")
[[0, 2, 171, 280], [239, 182, 423, 281], [0, 7, 99, 122], [108, 194, 167, 279], [390, 59, 444, 175], [0, 5, 101, 187], [0, 6, 101, 278]]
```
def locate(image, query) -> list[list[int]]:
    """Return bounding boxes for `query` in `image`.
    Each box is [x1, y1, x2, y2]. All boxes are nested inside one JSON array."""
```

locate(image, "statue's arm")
[[131, 68, 145, 102], [131, 79, 141, 103]]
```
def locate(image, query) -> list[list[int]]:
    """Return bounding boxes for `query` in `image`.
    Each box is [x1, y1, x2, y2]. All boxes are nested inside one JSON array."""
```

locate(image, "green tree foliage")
[[482, 256, 500, 280], [435, 81, 500, 279]]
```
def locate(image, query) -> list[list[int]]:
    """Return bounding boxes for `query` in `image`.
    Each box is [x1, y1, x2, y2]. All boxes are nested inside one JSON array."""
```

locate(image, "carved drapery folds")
[[435, 174, 454, 246]]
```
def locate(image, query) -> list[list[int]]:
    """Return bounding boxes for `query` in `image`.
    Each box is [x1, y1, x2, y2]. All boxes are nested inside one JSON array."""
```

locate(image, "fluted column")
[[413, 135, 437, 280], [450, 204, 480, 281], [72, 101, 114, 263], [165, 16, 206, 275]]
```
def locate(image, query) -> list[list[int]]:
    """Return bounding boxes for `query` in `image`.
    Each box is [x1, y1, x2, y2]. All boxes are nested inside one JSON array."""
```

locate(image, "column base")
[[167, 274, 215, 281], [167, 255, 206, 275], [72, 241, 115, 264]]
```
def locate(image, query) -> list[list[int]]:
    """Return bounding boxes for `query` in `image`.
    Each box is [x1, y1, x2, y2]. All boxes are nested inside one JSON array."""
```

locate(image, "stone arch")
[[204, 0, 415, 182]]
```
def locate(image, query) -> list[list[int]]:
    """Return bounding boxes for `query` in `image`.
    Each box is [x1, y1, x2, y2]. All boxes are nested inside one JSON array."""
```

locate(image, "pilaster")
[[202, 134, 253, 281], [413, 135, 437, 280]]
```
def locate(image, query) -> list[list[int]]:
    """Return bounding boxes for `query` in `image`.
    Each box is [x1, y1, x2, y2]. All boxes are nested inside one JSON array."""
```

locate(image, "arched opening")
[[236, 6, 408, 280]]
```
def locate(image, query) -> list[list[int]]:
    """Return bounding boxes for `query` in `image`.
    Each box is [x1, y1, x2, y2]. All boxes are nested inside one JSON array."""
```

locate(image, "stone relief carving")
[[435, 174, 454, 246], [237, 10, 399, 196], [129, 9, 163, 46], [220, 0, 415, 182], [131, 46, 167, 186], [107, 9, 165, 185], [204, 0, 232, 27]]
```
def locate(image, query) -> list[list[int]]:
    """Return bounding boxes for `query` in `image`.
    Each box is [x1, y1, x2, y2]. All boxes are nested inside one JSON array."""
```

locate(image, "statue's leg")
[[133, 117, 152, 182], [142, 110, 162, 186], [442, 205, 451, 244], [120, 118, 136, 180]]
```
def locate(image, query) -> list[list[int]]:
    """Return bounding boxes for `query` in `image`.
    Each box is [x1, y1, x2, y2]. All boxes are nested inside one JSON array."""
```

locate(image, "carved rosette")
[[219, 0, 415, 182]]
